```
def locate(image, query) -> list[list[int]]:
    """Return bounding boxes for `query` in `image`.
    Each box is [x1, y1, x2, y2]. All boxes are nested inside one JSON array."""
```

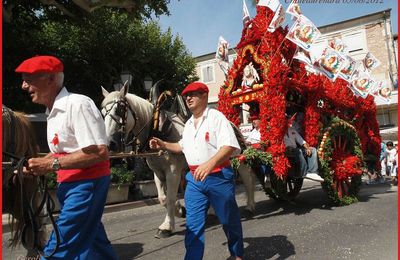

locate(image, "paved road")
[[3, 179, 398, 260]]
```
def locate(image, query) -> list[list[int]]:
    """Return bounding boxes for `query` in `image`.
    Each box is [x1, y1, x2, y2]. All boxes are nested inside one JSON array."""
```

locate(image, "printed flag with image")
[[363, 52, 380, 71], [286, 1, 302, 20], [286, 15, 321, 51], [293, 47, 314, 68], [257, 0, 280, 11], [338, 55, 357, 82], [350, 69, 375, 98], [215, 36, 229, 63], [370, 80, 392, 103], [328, 37, 348, 55], [315, 46, 346, 81], [268, 4, 285, 32], [243, 0, 251, 27]]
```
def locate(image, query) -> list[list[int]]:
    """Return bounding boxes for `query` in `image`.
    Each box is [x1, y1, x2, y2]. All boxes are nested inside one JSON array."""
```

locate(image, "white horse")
[[101, 84, 187, 238]]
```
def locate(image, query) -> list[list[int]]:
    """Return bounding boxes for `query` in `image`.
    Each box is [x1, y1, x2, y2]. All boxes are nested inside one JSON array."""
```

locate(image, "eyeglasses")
[[183, 91, 205, 99]]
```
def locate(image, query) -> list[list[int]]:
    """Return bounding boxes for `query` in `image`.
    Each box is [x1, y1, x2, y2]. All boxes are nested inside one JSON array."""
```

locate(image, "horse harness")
[[2, 151, 61, 258]]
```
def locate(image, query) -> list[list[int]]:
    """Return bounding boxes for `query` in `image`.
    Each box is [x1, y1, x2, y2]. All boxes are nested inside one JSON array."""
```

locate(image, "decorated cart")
[[218, 5, 381, 205]]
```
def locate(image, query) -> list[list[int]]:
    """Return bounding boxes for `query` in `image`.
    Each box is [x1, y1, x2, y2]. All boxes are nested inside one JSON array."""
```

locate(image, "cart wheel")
[[318, 119, 363, 205], [264, 173, 303, 202]]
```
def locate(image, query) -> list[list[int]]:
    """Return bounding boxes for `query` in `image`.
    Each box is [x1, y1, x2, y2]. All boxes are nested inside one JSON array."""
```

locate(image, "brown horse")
[[2, 106, 47, 253]]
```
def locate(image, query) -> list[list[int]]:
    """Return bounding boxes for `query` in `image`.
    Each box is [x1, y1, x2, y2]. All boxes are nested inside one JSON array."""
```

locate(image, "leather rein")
[[2, 151, 61, 258]]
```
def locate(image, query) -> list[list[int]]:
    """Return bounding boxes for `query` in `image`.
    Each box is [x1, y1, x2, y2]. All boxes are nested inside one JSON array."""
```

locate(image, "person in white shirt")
[[16, 56, 117, 259], [385, 141, 398, 185], [149, 82, 243, 260], [284, 114, 324, 182], [246, 115, 261, 145]]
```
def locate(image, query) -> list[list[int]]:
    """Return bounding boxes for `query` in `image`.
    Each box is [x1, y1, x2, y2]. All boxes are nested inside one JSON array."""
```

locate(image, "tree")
[[4, 5, 197, 113], [3, 0, 171, 22]]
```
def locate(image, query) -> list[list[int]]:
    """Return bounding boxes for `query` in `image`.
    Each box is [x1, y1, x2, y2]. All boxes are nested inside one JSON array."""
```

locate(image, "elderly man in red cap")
[[15, 55, 118, 259], [149, 82, 244, 260]]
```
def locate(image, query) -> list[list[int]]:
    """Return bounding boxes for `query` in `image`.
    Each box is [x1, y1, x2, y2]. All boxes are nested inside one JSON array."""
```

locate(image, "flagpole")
[[288, 46, 298, 68]]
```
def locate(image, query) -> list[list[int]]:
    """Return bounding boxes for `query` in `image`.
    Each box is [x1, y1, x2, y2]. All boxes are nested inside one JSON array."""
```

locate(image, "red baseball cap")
[[182, 82, 209, 96], [15, 56, 64, 74]]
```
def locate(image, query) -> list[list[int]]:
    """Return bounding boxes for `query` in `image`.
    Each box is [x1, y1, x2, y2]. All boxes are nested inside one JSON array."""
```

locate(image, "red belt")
[[188, 161, 231, 174]]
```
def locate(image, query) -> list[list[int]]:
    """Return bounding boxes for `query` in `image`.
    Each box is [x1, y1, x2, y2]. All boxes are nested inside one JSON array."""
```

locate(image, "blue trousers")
[[184, 167, 244, 260], [42, 175, 118, 260], [291, 147, 318, 177]]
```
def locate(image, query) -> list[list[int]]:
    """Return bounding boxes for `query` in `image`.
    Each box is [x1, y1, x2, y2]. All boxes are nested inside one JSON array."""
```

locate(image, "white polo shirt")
[[283, 126, 306, 149], [179, 108, 240, 166], [47, 87, 108, 154]]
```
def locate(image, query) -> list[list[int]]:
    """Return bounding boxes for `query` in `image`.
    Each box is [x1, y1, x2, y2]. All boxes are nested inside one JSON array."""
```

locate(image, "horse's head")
[[101, 83, 137, 152]]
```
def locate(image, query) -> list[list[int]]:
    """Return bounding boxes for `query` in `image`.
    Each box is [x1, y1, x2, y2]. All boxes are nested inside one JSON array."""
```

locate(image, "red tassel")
[[51, 133, 59, 146], [205, 132, 209, 142]]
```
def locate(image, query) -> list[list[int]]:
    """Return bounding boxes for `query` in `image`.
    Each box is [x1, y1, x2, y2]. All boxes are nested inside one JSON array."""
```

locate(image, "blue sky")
[[156, 0, 398, 57]]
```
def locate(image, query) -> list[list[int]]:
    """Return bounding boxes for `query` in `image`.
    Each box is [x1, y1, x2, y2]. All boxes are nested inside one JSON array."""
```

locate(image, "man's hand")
[[305, 147, 312, 157], [193, 161, 215, 181], [27, 157, 53, 176], [149, 137, 165, 150]]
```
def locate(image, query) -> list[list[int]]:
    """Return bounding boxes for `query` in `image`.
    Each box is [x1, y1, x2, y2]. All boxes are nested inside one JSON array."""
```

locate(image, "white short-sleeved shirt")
[[47, 87, 108, 153], [283, 126, 306, 148], [246, 128, 261, 144], [179, 108, 240, 166]]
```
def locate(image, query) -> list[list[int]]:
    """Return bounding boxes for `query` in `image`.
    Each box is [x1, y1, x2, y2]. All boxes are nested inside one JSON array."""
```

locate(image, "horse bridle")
[[102, 97, 138, 149]]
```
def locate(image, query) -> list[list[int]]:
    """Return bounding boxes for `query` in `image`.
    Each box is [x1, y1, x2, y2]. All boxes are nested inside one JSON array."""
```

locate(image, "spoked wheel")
[[263, 169, 303, 202], [318, 119, 363, 205]]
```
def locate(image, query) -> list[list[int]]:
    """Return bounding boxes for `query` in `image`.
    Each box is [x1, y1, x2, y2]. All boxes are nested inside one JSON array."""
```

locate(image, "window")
[[377, 110, 392, 127], [201, 64, 215, 83]]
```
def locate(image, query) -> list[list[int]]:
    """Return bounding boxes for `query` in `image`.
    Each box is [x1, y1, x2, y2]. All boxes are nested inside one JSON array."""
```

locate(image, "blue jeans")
[[291, 147, 318, 177], [42, 175, 118, 260], [184, 167, 244, 260]]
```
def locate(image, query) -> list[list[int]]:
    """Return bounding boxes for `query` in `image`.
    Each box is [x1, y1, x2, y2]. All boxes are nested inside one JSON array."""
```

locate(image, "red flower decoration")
[[51, 133, 59, 146], [205, 132, 209, 142], [238, 155, 246, 163]]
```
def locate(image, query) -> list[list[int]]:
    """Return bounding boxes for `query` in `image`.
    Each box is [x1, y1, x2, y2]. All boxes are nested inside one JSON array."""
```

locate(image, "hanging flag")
[[215, 36, 229, 63], [243, 0, 251, 27], [293, 48, 314, 68], [257, 0, 280, 11], [286, 15, 321, 51], [286, 1, 302, 20], [350, 69, 375, 98], [268, 4, 285, 32], [338, 55, 356, 82], [328, 37, 348, 55], [314, 46, 346, 81], [363, 52, 381, 71], [370, 80, 392, 103]]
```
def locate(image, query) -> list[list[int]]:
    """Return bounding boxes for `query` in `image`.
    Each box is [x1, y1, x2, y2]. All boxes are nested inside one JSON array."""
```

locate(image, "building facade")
[[194, 9, 398, 141]]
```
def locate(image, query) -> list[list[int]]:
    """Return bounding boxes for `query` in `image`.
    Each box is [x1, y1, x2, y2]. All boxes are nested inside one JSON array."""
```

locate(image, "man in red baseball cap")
[[150, 81, 244, 260], [15, 55, 118, 259]]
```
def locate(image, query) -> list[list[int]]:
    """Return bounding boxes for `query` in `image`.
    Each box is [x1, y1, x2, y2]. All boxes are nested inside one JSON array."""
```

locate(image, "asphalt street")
[[3, 178, 398, 260]]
